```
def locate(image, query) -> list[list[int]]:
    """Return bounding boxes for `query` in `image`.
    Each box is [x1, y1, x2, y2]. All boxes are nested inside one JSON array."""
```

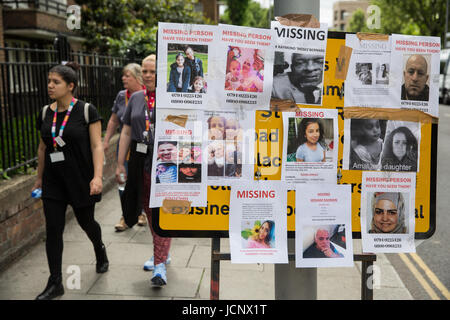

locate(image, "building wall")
[[332, 0, 370, 31]]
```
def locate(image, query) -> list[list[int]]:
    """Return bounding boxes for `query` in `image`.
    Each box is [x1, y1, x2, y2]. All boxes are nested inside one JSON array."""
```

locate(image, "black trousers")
[[42, 198, 103, 279]]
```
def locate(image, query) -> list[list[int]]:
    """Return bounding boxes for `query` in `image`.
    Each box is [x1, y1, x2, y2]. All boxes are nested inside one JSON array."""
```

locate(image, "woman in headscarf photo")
[[369, 192, 407, 234]]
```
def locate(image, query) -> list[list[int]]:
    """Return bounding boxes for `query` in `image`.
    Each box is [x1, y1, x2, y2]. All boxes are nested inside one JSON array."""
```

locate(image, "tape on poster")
[[356, 32, 389, 41], [344, 106, 438, 123], [275, 14, 320, 28], [270, 98, 298, 112], [335, 45, 353, 80], [161, 199, 191, 214], [165, 115, 189, 127]]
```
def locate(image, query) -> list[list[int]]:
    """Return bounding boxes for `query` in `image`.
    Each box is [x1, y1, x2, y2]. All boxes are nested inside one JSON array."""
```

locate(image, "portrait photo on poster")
[[344, 118, 420, 172], [272, 51, 325, 105], [302, 225, 345, 259], [347, 118, 387, 171], [241, 219, 275, 249], [166, 43, 208, 94], [286, 117, 334, 163], [355, 63, 373, 85], [401, 53, 430, 102], [204, 110, 255, 185], [225, 46, 264, 93], [366, 192, 409, 234]]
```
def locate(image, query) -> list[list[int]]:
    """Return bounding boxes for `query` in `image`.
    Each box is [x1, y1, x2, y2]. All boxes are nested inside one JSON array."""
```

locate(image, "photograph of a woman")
[[166, 44, 208, 93], [381, 126, 418, 172], [369, 192, 407, 234], [244, 220, 275, 249], [167, 52, 191, 92]]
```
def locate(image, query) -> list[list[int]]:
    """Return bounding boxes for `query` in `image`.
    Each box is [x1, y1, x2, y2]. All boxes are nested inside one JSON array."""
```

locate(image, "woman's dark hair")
[[381, 63, 388, 78], [49, 61, 80, 93], [175, 52, 185, 62], [381, 126, 417, 162], [298, 118, 324, 146]]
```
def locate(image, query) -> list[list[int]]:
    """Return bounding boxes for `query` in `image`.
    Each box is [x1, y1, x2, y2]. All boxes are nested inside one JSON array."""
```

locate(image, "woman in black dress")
[[32, 62, 108, 300]]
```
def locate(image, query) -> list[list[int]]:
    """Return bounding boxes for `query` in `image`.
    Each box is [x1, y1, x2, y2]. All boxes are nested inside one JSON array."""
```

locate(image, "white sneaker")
[[143, 255, 171, 271]]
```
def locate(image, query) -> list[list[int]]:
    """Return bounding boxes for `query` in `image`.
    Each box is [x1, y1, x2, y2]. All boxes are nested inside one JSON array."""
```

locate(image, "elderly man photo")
[[303, 228, 344, 258], [272, 52, 324, 105], [401, 54, 429, 101]]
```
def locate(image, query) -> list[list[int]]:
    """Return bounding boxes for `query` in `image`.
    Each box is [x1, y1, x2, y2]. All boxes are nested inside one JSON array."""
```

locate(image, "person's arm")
[[89, 121, 103, 195], [103, 112, 120, 152], [31, 138, 46, 191], [183, 67, 191, 92], [116, 124, 132, 183]]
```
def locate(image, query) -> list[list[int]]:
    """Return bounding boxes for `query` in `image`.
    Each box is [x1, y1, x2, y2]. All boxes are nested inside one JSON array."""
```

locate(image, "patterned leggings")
[[143, 171, 171, 265]]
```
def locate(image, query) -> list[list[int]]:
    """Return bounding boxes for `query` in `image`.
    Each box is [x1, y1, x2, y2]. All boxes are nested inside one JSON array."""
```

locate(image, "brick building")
[[332, 0, 369, 31]]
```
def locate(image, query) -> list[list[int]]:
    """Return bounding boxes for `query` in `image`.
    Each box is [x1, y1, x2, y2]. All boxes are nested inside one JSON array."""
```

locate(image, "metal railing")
[[0, 46, 127, 176]]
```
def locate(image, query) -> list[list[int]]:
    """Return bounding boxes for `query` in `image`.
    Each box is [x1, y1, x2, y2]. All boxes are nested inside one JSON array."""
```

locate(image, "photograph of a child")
[[225, 46, 264, 93], [241, 220, 275, 249], [166, 43, 208, 93], [367, 192, 409, 234], [349, 119, 387, 170], [178, 142, 202, 164], [302, 225, 345, 259], [286, 118, 334, 162], [356, 63, 373, 85]]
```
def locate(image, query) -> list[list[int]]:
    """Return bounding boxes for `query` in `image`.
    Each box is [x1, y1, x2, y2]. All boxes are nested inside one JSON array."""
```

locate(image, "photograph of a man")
[[401, 54, 429, 101], [303, 228, 344, 258], [272, 52, 324, 105]]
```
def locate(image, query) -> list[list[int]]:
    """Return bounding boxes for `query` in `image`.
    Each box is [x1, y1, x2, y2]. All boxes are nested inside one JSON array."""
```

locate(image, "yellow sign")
[[157, 35, 436, 238]]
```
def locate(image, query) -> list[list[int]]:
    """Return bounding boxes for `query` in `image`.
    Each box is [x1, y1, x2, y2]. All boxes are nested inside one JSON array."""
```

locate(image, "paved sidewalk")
[[0, 187, 412, 300]]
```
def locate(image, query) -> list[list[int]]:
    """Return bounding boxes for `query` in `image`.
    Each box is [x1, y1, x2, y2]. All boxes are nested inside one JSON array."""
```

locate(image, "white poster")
[[156, 22, 219, 109], [343, 118, 421, 172], [390, 34, 441, 117], [149, 108, 207, 208], [271, 21, 328, 106], [361, 172, 416, 253], [282, 108, 338, 186], [295, 184, 353, 268], [204, 110, 255, 185], [229, 181, 288, 264], [211, 24, 275, 110], [345, 34, 394, 108]]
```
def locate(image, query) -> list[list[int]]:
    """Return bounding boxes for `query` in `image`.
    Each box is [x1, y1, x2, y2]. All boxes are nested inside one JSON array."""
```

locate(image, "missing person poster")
[[344, 34, 394, 108], [156, 22, 219, 109], [343, 118, 421, 172], [295, 184, 353, 268], [281, 108, 338, 185], [271, 21, 328, 106], [361, 171, 416, 253], [390, 34, 441, 117], [204, 110, 255, 185], [229, 181, 288, 263], [212, 24, 275, 110], [149, 108, 207, 208]]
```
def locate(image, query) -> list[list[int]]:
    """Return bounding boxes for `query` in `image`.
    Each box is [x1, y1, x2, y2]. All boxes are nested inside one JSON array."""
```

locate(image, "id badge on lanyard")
[[50, 98, 76, 163], [50, 151, 65, 163]]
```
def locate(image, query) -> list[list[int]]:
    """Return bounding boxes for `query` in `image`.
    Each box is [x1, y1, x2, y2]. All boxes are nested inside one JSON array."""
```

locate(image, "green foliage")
[[221, 0, 272, 29], [346, 9, 370, 33], [222, 0, 251, 26], [78, 0, 206, 58], [347, 0, 446, 42]]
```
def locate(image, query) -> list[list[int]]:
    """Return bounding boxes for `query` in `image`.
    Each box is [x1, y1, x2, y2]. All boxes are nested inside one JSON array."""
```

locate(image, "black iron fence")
[[0, 46, 127, 176]]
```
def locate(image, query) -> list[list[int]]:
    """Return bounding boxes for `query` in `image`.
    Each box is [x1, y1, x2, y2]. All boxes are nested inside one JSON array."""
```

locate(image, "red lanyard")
[[144, 89, 155, 133], [51, 97, 76, 150]]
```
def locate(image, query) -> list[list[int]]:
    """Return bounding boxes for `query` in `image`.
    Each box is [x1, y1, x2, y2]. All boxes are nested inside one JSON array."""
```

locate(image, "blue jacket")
[[168, 63, 191, 92]]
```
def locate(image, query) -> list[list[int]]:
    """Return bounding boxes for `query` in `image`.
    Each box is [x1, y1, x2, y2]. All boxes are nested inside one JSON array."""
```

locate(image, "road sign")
[[154, 31, 437, 239]]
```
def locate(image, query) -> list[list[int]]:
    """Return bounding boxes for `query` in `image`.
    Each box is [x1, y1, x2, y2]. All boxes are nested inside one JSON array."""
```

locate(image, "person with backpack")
[[32, 62, 108, 300]]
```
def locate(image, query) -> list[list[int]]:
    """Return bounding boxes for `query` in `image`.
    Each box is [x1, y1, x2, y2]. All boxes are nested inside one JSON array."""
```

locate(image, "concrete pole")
[[273, 0, 319, 300]]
